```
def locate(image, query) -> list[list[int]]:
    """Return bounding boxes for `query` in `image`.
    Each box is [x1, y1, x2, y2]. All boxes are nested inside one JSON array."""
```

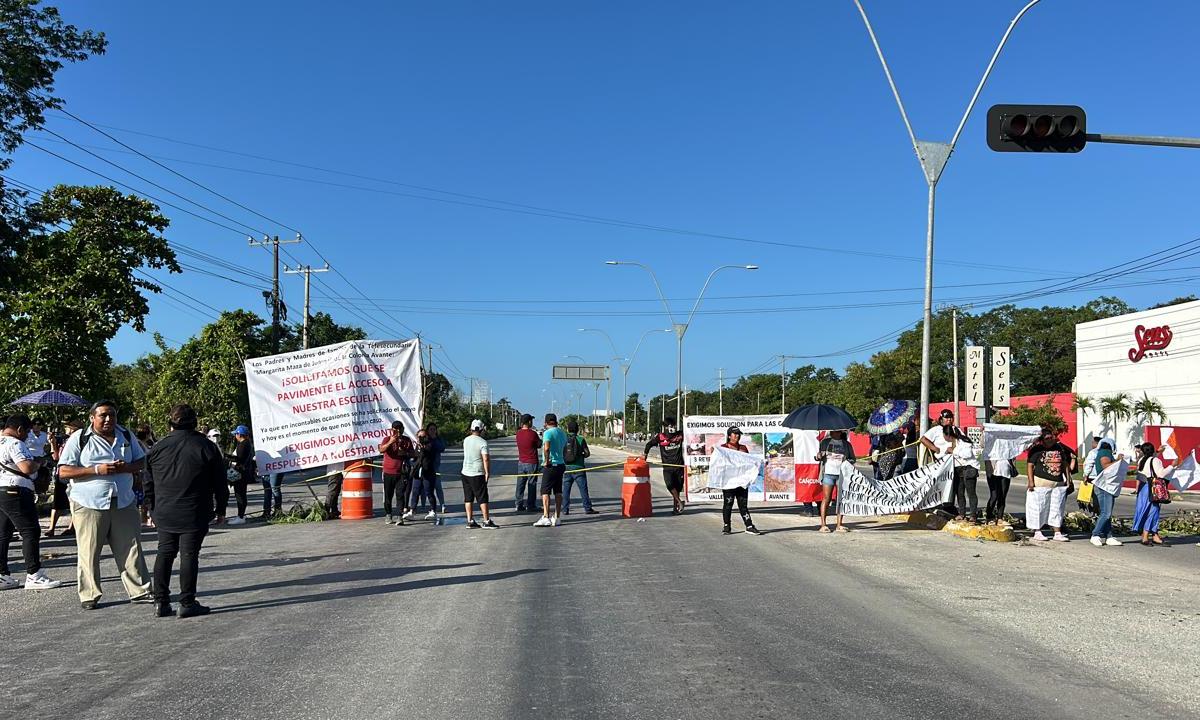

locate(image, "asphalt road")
[[2, 442, 1196, 719]]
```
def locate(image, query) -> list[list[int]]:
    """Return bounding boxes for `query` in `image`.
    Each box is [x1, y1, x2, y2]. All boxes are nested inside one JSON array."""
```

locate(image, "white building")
[[1075, 299, 1200, 452]]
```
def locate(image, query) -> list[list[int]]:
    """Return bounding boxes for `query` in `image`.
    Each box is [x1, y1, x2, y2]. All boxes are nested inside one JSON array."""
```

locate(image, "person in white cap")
[[460, 420, 496, 529]]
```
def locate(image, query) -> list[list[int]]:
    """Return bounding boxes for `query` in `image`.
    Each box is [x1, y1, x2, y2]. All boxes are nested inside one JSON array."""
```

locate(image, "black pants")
[[325, 473, 342, 514], [229, 473, 250, 518], [952, 466, 979, 519], [382, 471, 410, 516], [986, 474, 1011, 521], [153, 527, 208, 606], [721, 487, 752, 529], [0, 487, 41, 575]]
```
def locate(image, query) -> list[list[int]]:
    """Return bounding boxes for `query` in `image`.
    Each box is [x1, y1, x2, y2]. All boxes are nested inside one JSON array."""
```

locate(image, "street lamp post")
[[580, 327, 671, 440], [606, 261, 758, 429], [852, 0, 1043, 432]]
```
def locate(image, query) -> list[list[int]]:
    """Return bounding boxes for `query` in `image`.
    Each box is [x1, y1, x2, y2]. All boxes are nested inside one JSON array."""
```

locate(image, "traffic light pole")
[[1086, 133, 1200, 149], [853, 0, 1043, 434]]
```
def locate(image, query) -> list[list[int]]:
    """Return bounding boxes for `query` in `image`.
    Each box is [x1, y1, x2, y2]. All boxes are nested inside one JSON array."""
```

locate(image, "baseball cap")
[[234, 425, 249, 435], [470, 419, 484, 431]]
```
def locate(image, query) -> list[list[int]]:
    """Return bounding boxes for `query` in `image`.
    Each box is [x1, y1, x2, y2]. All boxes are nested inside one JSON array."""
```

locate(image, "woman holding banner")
[[718, 427, 761, 536]]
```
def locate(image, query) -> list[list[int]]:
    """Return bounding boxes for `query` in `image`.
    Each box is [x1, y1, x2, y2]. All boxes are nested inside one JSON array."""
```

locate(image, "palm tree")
[[1132, 393, 1167, 426], [1070, 393, 1095, 415], [1098, 393, 1131, 434]]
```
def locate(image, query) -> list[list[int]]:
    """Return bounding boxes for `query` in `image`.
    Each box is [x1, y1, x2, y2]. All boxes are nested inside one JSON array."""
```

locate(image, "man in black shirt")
[[144, 404, 228, 618], [643, 418, 686, 515]]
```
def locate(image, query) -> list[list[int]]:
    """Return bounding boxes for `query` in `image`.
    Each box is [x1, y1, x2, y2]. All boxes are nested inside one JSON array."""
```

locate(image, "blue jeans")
[[262, 474, 283, 515], [411, 466, 443, 511], [516, 462, 540, 509], [564, 471, 592, 512], [1092, 485, 1116, 539]]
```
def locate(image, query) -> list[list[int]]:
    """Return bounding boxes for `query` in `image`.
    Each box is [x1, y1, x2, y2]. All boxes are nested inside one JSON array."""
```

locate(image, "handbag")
[[1149, 476, 1172, 504], [1076, 482, 1094, 504]]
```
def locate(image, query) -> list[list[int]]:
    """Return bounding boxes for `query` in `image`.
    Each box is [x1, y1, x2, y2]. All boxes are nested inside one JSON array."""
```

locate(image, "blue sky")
[[10, 0, 1200, 415]]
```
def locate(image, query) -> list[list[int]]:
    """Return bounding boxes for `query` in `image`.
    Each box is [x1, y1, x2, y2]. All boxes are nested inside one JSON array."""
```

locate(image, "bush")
[[992, 397, 1068, 434]]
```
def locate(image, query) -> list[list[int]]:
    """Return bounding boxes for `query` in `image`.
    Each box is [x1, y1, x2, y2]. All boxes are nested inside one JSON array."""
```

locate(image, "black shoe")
[[129, 594, 155, 605], [585, 509, 600, 515], [80, 600, 98, 611], [154, 602, 175, 618], [177, 602, 211, 618], [745, 525, 762, 535], [722, 525, 732, 535], [466, 520, 481, 529], [563, 507, 570, 515]]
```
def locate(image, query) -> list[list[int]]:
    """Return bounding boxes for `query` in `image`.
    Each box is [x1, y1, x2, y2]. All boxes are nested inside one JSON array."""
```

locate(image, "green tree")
[[0, 184, 177, 400], [139, 311, 270, 434], [277, 311, 367, 352], [1131, 393, 1167, 426], [1148, 295, 1197, 310], [991, 397, 1067, 434], [0, 1, 107, 285], [1099, 393, 1132, 432]]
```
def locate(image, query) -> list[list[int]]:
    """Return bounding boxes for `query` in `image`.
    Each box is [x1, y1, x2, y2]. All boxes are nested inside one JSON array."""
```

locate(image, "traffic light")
[[986, 104, 1086, 153]]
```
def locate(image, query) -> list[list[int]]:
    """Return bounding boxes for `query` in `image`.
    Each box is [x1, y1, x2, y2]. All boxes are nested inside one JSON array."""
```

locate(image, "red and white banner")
[[683, 415, 822, 503], [244, 339, 423, 474]]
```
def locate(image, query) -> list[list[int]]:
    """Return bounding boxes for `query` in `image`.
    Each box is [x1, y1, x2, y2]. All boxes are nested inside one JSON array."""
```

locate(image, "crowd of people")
[[0, 399, 1185, 616]]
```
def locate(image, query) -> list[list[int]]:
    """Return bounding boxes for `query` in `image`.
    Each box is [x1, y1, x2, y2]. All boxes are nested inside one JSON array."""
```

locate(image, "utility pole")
[[249, 234, 302, 354], [757, 390, 761, 414], [952, 308, 960, 417], [780, 355, 787, 414], [718, 367, 725, 415], [283, 263, 329, 349]]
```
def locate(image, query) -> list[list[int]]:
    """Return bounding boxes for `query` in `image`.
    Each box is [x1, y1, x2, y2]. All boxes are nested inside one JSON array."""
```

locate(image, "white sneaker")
[[1090, 536, 1104, 547], [1052, 532, 1070, 542], [533, 516, 553, 527], [402, 509, 414, 520], [425, 510, 437, 520], [1105, 537, 1124, 547], [226, 516, 246, 526], [551, 515, 560, 527], [0, 574, 20, 590], [24, 570, 62, 590], [1032, 531, 1048, 542]]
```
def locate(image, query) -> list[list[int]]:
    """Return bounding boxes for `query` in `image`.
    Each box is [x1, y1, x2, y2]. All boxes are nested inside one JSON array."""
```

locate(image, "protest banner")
[[244, 339, 422, 474], [683, 415, 820, 502], [835, 457, 954, 517]]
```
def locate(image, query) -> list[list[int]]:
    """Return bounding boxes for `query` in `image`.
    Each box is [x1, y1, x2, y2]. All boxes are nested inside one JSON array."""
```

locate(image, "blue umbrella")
[[781, 403, 857, 431], [867, 399, 917, 436], [11, 389, 88, 407]]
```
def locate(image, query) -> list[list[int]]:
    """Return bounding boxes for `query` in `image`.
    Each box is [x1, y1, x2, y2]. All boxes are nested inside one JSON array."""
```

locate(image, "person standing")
[[921, 409, 980, 522], [562, 420, 597, 515], [423, 423, 448, 515], [379, 421, 413, 525], [1132, 442, 1168, 547], [57, 400, 153, 609], [144, 404, 227, 618], [535, 413, 567, 527], [719, 427, 761, 535], [642, 418, 686, 514], [223, 425, 255, 525], [0, 414, 63, 590], [875, 432, 904, 481], [514, 414, 541, 512], [1079, 434, 1102, 514], [44, 419, 80, 538], [899, 421, 919, 475], [460, 420, 496, 529], [1024, 425, 1075, 542], [815, 429, 853, 533], [984, 456, 1017, 525], [1088, 439, 1125, 547], [413, 428, 441, 521]]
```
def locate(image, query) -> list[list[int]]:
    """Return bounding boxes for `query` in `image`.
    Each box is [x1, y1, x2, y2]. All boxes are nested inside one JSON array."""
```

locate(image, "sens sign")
[[992, 347, 1011, 408]]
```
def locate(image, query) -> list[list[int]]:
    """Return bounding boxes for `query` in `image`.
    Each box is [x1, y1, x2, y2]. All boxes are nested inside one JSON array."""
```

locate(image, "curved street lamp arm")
[[852, 0, 919, 155], [684, 265, 742, 330], [950, 0, 1044, 149]]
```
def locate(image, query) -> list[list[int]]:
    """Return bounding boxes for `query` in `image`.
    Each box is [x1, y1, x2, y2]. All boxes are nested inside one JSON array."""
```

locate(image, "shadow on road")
[[209, 565, 544, 614]]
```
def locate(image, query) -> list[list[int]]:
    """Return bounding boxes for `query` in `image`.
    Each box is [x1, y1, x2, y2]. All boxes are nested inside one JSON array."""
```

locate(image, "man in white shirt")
[[0, 413, 63, 590], [920, 409, 980, 522], [57, 400, 153, 610], [460, 420, 496, 529]]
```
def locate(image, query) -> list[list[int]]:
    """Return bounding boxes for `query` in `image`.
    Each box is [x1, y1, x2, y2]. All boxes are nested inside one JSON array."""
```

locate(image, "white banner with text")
[[835, 457, 955, 517], [245, 339, 423, 473]]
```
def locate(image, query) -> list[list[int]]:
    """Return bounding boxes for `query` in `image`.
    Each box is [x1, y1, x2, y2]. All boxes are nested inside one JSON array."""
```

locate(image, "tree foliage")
[[0, 184, 177, 401]]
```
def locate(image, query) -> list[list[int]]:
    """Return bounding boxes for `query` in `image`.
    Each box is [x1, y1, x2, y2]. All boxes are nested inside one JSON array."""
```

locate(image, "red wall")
[[929, 394, 1077, 449]]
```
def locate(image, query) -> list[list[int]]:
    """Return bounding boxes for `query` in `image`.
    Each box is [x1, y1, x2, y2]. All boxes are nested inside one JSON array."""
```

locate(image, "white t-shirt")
[[461, 435, 489, 476], [0, 435, 37, 491], [923, 425, 979, 469], [26, 430, 48, 457]]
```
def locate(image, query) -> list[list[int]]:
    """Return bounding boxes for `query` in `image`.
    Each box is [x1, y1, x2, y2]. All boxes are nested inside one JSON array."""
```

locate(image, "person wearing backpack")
[[562, 420, 598, 515], [56, 400, 153, 610]]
